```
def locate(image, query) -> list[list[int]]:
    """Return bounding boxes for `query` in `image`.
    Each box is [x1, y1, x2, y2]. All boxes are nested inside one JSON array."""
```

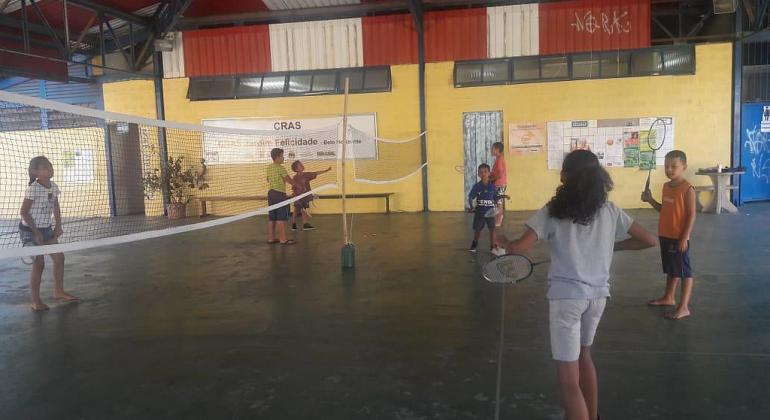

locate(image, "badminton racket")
[[482, 253, 548, 284], [642, 118, 669, 194], [482, 253, 548, 420]]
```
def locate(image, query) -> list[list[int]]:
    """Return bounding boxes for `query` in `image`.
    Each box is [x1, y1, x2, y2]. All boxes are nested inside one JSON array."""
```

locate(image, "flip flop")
[[267, 240, 279, 244], [647, 300, 676, 307], [280, 240, 297, 245]]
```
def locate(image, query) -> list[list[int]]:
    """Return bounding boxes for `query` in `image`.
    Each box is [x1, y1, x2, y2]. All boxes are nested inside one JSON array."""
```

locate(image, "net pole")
[[341, 78, 350, 245]]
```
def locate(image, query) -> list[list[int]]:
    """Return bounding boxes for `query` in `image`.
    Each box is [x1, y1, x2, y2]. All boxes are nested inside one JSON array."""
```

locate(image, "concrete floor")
[[1, 204, 769, 420]]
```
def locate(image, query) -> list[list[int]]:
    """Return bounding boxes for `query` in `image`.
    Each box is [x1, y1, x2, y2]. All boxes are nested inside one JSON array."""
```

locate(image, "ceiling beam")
[[176, 0, 410, 29], [0, 13, 98, 46], [66, 0, 152, 27]]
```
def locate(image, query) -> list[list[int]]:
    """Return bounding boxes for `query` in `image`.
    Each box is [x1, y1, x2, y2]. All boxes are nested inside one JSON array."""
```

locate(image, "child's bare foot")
[[665, 308, 691, 320], [54, 293, 80, 302], [31, 301, 50, 311], [647, 298, 676, 307]]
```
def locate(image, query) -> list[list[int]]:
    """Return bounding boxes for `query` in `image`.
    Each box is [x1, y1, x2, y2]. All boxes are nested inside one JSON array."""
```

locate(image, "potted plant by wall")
[[143, 156, 209, 219]]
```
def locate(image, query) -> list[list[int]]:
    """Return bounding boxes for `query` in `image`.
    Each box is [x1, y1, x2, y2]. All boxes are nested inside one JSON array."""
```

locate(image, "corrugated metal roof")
[[539, 0, 651, 54], [487, 4, 539, 58], [183, 25, 272, 77], [362, 14, 417, 66], [424, 8, 487, 63], [269, 18, 363, 71], [262, 0, 360, 11]]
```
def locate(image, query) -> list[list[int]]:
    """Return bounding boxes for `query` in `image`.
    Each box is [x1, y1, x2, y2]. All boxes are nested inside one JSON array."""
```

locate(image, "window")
[[572, 54, 600, 79], [311, 72, 337, 93], [187, 77, 236, 100], [540, 56, 568, 80], [453, 45, 695, 88], [187, 67, 391, 101], [599, 52, 631, 78], [288, 74, 312, 94], [631, 50, 663, 75], [513, 58, 540, 81], [236, 77, 262, 98]]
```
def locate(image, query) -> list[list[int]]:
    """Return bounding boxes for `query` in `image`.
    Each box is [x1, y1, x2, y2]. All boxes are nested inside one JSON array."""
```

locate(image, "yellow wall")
[[426, 43, 733, 211], [0, 128, 110, 218], [102, 43, 733, 214], [104, 65, 423, 215]]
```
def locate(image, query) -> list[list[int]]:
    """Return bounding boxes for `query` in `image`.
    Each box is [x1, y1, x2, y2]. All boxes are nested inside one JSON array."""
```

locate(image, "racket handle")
[[644, 172, 651, 193]]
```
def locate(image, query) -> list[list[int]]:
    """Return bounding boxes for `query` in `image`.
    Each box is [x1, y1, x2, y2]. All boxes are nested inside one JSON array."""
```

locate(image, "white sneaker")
[[491, 247, 506, 257]]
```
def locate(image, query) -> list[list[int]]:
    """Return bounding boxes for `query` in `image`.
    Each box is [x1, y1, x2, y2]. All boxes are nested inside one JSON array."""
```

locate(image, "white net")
[[347, 126, 426, 184], [0, 90, 342, 259]]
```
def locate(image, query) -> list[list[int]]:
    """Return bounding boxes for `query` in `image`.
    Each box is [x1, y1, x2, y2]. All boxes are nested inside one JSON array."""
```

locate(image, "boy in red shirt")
[[489, 142, 508, 228], [291, 160, 331, 231]]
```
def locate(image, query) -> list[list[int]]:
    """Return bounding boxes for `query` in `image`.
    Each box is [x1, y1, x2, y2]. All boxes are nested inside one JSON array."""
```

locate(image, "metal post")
[[63, 0, 70, 61], [104, 124, 118, 216], [732, 0, 744, 206], [340, 77, 356, 269], [99, 13, 106, 71], [129, 23, 135, 69], [154, 50, 171, 211], [412, 0, 429, 212], [21, 0, 30, 53], [341, 77, 350, 245]]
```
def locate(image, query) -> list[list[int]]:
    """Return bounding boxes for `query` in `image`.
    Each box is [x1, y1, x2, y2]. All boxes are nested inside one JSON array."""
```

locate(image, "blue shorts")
[[19, 224, 55, 246], [473, 211, 495, 231], [267, 190, 289, 222], [659, 237, 693, 278]]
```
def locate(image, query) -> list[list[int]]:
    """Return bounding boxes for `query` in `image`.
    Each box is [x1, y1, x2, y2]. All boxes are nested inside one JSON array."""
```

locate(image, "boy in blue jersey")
[[468, 163, 500, 252]]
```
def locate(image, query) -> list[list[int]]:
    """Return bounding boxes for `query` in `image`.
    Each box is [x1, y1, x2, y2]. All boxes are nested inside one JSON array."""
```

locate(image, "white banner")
[[202, 115, 377, 164]]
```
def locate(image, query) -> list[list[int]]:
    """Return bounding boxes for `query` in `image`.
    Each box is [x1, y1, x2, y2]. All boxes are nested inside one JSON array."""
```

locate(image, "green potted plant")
[[143, 156, 209, 219]]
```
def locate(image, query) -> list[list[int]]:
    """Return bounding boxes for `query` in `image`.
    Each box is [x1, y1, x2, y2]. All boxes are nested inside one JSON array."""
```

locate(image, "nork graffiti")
[[745, 125, 770, 183], [570, 10, 632, 35]]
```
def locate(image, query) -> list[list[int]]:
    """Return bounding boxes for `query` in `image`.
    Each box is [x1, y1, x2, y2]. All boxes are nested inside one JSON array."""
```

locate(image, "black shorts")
[[659, 236, 693, 278], [294, 196, 312, 213], [473, 211, 495, 231], [267, 189, 289, 222]]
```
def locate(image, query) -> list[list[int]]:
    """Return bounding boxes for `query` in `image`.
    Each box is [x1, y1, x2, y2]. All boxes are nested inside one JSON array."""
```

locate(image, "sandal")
[[267, 240, 279, 244], [280, 239, 297, 245]]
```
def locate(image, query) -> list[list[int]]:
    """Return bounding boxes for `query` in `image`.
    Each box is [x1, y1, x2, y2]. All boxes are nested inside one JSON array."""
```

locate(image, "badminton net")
[[0, 90, 340, 259]]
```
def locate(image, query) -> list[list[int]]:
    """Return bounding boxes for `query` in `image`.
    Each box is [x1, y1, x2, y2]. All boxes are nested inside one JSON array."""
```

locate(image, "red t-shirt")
[[491, 155, 507, 187]]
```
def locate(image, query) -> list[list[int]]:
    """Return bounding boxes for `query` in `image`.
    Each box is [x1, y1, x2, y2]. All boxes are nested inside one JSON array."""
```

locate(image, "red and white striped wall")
[[163, 0, 650, 78]]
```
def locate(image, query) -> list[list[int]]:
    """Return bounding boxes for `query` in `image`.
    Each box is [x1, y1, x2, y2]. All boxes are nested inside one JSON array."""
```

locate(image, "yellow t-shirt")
[[267, 163, 288, 192]]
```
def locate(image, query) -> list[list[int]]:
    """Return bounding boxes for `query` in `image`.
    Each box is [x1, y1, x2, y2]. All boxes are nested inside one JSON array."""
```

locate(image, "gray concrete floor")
[[1, 204, 769, 420]]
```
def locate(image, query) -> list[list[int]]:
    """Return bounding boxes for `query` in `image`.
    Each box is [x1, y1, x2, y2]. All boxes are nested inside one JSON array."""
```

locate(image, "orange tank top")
[[659, 180, 693, 239]]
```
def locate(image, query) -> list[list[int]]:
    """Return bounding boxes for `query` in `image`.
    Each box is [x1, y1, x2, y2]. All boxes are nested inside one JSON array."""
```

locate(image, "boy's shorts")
[[473, 211, 495, 231], [659, 237, 693, 278], [19, 223, 55, 246], [267, 189, 289, 222], [294, 197, 312, 214], [549, 298, 607, 362]]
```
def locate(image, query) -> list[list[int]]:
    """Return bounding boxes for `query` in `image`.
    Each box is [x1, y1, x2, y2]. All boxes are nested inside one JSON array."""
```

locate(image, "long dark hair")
[[547, 150, 613, 225], [28, 156, 51, 185]]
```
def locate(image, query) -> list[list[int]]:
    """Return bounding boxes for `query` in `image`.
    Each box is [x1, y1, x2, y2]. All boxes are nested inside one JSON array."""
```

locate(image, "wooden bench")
[[198, 193, 394, 217]]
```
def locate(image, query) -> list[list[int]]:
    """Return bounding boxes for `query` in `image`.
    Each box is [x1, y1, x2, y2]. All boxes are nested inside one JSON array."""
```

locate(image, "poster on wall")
[[62, 149, 94, 183], [547, 117, 675, 170], [201, 115, 377, 165], [509, 123, 545, 154]]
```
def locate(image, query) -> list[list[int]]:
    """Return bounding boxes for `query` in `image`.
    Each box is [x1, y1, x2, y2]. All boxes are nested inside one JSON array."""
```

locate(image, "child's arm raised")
[[678, 187, 697, 252], [614, 222, 657, 251], [19, 199, 43, 245]]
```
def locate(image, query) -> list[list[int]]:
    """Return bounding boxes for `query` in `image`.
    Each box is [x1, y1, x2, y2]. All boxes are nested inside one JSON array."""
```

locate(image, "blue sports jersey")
[[468, 181, 499, 212]]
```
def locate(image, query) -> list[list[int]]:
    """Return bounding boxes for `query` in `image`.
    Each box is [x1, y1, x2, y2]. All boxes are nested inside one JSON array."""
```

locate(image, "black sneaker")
[[469, 240, 478, 252], [291, 223, 297, 231], [303, 223, 316, 231]]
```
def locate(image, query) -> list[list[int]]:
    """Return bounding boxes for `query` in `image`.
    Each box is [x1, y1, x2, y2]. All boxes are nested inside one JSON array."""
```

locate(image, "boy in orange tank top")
[[641, 150, 697, 320]]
